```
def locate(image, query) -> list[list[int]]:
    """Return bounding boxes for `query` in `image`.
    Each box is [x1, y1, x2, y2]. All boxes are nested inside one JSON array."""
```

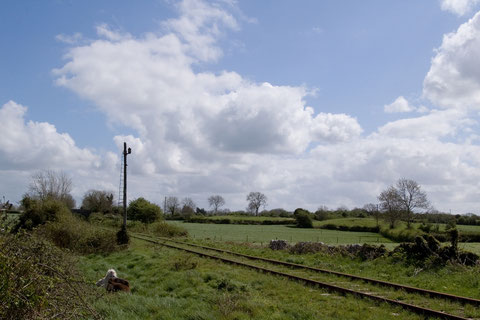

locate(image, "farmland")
[[170, 221, 392, 244]]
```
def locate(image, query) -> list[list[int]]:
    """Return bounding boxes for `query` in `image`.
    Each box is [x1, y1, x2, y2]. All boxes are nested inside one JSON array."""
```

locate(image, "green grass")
[[183, 239, 480, 301], [169, 221, 392, 244], [455, 224, 480, 233], [314, 217, 379, 228], [204, 215, 294, 222], [78, 238, 425, 319], [315, 217, 480, 234]]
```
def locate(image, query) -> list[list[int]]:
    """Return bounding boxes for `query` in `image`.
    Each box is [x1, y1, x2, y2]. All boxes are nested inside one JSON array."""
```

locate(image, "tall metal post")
[[123, 142, 131, 230]]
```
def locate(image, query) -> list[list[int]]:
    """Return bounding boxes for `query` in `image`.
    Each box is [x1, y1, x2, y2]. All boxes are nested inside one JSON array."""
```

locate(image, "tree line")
[[15, 170, 479, 227]]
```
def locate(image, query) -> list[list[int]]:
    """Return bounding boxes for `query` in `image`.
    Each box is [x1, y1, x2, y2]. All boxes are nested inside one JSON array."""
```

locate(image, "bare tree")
[[246, 192, 267, 216], [208, 195, 225, 214], [378, 186, 402, 228], [396, 178, 430, 228], [165, 196, 180, 215], [182, 197, 196, 211], [181, 197, 197, 217], [27, 170, 75, 209], [363, 203, 381, 227]]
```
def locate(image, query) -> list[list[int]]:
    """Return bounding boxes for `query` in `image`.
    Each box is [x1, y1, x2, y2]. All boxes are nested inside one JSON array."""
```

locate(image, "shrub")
[[127, 197, 162, 223], [391, 235, 479, 267], [13, 198, 70, 232], [37, 214, 119, 254], [294, 208, 313, 228], [150, 221, 188, 237], [81, 189, 114, 214], [269, 240, 289, 250], [0, 232, 99, 319]]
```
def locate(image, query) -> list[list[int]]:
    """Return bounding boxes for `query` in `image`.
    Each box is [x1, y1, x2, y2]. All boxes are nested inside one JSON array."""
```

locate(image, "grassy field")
[[78, 237, 426, 320], [314, 217, 379, 228], [314, 217, 480, 233], [202, 215, 294, 222], [169, 221, 392, 244]]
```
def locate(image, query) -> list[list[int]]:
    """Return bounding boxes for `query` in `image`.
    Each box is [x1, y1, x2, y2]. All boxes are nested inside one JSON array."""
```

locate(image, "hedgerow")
[[0, 231, 100, 319]]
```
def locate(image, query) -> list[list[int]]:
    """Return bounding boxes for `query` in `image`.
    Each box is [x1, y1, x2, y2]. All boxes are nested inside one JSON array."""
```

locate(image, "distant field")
[[455, 224, 480, 233], [169, 221, 392, 244], [204, 215, 294, 222], [315, 217, 480, 233], [314, 217, 379, 228]]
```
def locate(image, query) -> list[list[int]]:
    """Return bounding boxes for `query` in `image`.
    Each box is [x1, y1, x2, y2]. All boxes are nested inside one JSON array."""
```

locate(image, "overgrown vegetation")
[[13, 197, 120, 255], [293, 208, 313, 228], [89, 213, 188, 238], [77, 238, 427, 320], [127, 197, 163, 223], [13, 197, 70, 232], [0, 231, 100, 319]]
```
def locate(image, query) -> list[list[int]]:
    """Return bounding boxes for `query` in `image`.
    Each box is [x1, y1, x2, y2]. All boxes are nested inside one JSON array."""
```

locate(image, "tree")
[[181, 197, 196, 218], [395, 178, 430, 228], [165, 196, 180, 215], [81, 190, 114, 213], [127, 198, 162, 223], [314, 205, 330, 221], [363, 203, 381, 227], [294, 208, 313, 228], [26, 170, 75, 209], [208, 195, 225, 214], [246, 192, 267, 216], [378, 186, 402, 228]]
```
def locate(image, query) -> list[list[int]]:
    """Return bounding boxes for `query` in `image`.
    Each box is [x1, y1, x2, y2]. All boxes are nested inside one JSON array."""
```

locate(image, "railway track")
[[132, 233, 477, 320]]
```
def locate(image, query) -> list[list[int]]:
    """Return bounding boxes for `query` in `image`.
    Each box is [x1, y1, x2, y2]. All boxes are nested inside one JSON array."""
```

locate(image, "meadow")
[[314, 217, 480, 233], [169, 221, 392, 244], [78, 237, 427, 320], [203, 215, 294, 222]]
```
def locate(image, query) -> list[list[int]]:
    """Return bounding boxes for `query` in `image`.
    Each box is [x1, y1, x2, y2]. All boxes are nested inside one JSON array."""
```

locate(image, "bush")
[[391, 235, 479, 267], [81, 189, 114, 214], [13, 198, 70, 232], [128, 197, 162, 223], [37, 214, 119, 254], [294, 208, 313, 228], [269, 240, 289, 250], [0, 232, 99, 319], [150, 221, 188, 237]]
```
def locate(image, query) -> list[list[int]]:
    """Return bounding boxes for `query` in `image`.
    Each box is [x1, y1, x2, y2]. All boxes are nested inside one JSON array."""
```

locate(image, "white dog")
[[96, 269, 130, 292], [96, 269, 117, 288]]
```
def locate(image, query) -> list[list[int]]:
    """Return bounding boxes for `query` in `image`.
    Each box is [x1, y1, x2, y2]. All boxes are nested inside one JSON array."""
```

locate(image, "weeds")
[[0, 231, 100, 319], [37, 214, 119, 254], [171, 254, 198, 271]]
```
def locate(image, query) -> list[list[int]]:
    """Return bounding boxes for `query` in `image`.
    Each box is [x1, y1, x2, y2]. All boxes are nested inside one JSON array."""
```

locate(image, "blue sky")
[[1, 0, 480, 213]]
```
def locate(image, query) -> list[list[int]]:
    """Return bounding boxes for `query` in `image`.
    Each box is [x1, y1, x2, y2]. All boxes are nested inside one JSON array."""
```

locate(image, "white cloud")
[[47, 0, 480, 213], [424, 11, 480, 110], [0, 101, 99, 170], [440, 0, 480, 16], [55, 32, 84, 44], [53, 0, 362, 170], [0, 101, 120, 205], [378, 109, 475, 139], [384, 96, 415, 113]]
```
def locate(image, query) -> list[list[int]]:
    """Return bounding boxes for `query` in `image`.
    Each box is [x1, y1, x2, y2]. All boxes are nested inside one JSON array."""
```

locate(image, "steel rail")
[[151, 236, 480, 307], [133, 234, 470, 320]]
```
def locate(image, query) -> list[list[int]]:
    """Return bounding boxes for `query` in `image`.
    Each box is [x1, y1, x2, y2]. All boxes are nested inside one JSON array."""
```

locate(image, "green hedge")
[[185, 217, 293, 225]]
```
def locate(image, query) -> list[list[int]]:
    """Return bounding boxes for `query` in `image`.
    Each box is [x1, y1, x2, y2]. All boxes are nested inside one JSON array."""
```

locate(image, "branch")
[[37, 263, 103, 320]]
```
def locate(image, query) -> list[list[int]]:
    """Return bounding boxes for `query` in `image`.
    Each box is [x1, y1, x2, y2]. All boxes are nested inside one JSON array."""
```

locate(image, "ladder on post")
[[117, 154, 124, 208]]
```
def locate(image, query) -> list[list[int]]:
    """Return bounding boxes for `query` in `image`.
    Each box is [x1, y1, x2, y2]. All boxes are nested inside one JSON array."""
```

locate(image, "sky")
[[1, 0, 480, 214]]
